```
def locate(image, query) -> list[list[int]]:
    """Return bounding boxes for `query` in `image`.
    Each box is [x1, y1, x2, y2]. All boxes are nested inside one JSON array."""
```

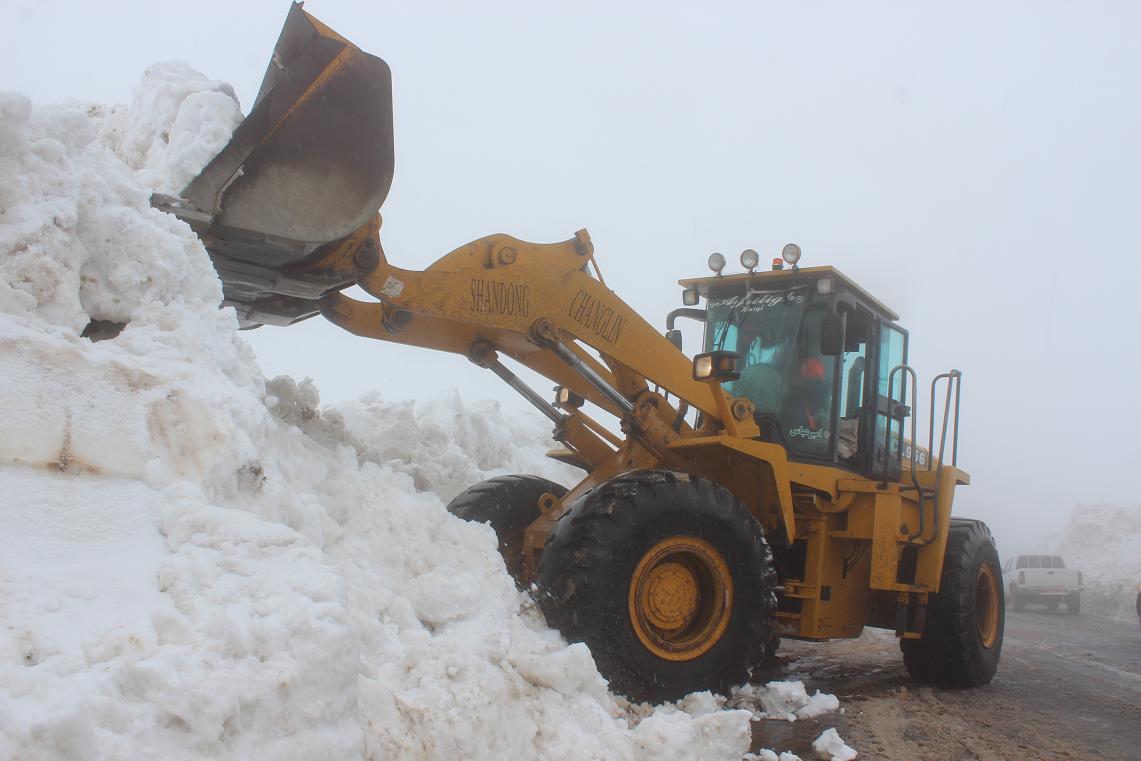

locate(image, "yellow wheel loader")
[[153, 3, 1004, 703]]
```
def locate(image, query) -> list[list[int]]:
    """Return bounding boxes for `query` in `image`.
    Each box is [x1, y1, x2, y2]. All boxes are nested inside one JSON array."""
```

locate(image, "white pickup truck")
[[1001, 554, 1083, 614]]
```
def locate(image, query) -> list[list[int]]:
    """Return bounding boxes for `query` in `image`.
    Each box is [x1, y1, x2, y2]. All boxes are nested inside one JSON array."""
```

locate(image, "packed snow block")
[[0, 328, 151, 477]]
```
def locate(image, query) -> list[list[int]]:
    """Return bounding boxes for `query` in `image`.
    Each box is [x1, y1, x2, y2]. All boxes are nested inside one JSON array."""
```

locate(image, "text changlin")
[[568, 289, 626, 343]]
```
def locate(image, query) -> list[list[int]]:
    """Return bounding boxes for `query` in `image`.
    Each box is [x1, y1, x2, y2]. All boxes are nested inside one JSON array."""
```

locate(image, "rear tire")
[[1065, 592, 1080, 615], [536, 470, 778, 703], [901, 519, 1004, 688], [447, 475, 567, 588], [1011, 587, 1024, 612]]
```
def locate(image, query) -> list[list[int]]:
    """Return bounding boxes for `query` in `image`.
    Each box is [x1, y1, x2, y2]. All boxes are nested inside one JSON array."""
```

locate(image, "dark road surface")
[[748, 609, 1141, 760]]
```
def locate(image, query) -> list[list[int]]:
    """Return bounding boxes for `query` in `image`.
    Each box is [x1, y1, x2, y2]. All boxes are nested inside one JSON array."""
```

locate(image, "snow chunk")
[[113, 61, 243, 194], [813, 727, 858, 760], [731, 680, 841, 721], [749, 751, 803, 761]]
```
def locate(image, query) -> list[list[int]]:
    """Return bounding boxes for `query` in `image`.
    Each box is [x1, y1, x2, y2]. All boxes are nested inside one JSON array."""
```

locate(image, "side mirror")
[[820, 313, 843, 356], [665, 329, 683, 350]]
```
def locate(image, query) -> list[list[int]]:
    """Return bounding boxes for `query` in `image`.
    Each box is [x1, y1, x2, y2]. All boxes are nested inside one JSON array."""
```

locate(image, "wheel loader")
[[153, 3, 1004, 703]]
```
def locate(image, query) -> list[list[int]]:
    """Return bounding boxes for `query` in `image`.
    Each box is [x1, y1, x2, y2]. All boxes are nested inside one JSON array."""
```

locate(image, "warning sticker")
[[380, 275, 405, 298]]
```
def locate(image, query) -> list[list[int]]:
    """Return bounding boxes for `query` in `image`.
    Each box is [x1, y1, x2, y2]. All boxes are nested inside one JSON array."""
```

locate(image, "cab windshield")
[[704, 285, 834, 457]]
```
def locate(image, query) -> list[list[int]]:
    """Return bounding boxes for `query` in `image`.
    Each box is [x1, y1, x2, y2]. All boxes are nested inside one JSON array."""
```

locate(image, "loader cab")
[[681, 265, 908, 478]]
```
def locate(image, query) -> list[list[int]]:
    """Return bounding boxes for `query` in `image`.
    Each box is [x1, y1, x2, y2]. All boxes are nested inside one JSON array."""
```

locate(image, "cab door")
[[870, 321, 909, 480]]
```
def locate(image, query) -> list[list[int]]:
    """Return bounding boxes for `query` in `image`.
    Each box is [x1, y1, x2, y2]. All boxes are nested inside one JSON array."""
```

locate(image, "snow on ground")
[[0, 66, 856, 759], [1043, 503, 1141, 620], [730, 681, 841, 723]]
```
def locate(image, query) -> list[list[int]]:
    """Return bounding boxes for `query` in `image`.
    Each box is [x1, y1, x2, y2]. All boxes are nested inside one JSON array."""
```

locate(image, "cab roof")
[[678, 265, 899, 322]]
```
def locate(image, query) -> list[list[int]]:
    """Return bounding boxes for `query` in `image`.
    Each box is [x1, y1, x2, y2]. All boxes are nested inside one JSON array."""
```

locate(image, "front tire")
[[536, 470, 778, 703], [901, 518, 1004, 688], [447, 475, 567, 587]]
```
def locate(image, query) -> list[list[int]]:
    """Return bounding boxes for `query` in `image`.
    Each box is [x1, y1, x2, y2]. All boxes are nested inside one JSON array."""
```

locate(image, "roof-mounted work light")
[[740, 248, 759, 271], [782, 243, 802, 267], [707, 252, 726, 276]]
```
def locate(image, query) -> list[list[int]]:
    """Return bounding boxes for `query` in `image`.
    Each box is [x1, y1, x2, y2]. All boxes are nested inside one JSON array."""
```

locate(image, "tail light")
[[1078, 573, 1083, 586]]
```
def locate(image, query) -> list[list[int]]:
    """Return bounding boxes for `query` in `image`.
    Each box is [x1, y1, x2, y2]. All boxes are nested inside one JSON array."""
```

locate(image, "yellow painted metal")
[[870, 490, 905, 589], [351, 232, 725, 418], [667, 435, 798, 544], [628, 536, 733, 661]]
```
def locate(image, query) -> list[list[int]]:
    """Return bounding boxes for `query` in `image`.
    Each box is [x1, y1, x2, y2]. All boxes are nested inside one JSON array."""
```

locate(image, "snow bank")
[[1045, 503, 1141, 620], [0, 68, 766, 759]]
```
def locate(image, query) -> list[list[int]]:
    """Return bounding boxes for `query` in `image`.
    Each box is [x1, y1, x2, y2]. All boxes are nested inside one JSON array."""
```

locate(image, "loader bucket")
[[155, 2, 393, 327]]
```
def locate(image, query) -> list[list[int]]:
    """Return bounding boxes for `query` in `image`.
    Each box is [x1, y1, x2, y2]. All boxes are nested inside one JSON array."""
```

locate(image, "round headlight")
[[707, 252, 726, 275], [781, 243, 801, 266], [740, 248, 759, 270]]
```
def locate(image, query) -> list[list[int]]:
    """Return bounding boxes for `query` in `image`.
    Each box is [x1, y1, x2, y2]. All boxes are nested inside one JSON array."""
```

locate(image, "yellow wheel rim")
[[628, 536, 733, 661], [975, 561, 1001, 648]]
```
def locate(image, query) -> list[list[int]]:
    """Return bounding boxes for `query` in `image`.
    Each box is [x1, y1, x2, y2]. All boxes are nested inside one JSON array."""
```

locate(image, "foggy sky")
[[6, 0, 1140, 554]]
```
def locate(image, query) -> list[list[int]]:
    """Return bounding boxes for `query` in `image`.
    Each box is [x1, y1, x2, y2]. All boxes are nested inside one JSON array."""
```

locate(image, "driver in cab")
[[783, 357, 831, 452]]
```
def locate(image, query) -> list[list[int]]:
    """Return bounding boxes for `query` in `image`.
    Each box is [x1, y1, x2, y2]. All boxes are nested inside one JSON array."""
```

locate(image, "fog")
[[7, 0, 1139, 554]]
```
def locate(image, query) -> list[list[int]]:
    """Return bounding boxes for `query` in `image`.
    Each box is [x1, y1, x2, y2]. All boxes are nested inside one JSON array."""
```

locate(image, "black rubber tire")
[[1066, 593, 1080, 615], [760, 633, 782, 666], [901, 518, 1004, 688], [536, 470, 778, 703], [1011, 588, 1024, 612], [447, 475, 567, 588]]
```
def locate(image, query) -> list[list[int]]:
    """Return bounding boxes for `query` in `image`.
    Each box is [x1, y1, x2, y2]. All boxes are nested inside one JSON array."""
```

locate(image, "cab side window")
[[1016, 556, 1028, 569]]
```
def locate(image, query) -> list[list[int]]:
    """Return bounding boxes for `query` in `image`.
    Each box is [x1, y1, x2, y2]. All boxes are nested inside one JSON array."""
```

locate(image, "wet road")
[[748, 610, 1141, 759]]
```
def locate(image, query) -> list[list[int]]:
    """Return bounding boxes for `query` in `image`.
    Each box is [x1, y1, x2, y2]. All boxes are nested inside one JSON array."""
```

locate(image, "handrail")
[[923, 369, 962, 546], [884, 365, 928, 542], [928, 370, 962, 470]]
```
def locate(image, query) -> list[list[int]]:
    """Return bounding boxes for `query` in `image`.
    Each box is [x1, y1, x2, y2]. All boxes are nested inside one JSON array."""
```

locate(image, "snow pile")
[[1045, 503, 1141, 620], [731, 681, 840, 722], [0, 69, 771, 759]]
